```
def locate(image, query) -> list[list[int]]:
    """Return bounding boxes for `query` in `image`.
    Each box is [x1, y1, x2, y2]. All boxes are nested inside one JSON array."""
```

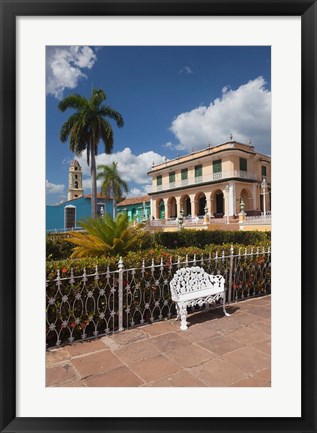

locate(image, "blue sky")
[[46, 46, 271, 205]]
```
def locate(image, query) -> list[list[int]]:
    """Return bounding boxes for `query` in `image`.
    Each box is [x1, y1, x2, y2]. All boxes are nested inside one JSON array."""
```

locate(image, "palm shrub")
[[97, 162, 128, 219], [67, 213, 145, 258]]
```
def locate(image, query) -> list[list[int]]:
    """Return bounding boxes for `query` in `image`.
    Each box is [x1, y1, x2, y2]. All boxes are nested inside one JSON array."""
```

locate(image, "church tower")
[[68, 159, 84, 201]]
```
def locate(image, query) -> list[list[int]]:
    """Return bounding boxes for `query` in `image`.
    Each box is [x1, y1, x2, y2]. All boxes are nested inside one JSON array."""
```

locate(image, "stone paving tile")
[[143, 320, 178, 336], [247, 318, 271, 335], [231, 367, 271, 387], [185, 309, 223, 327], [226, 325, 269, 345], [197, 334, 246, 356], [230, 376, 268, 387], [220, 346, 270, 375], [114, 339, 160, 363], [46, 363, 78, 386], [255, 367, 271, 385], [72, 350, 123, 378], [251, 339, 271, 356], [128, 354, 181, 383], [46, 348, 71, 366], [238, 296, 271, 308], [149, 370, 207, 387], [247, 306, 271, 320], [179, 323, 219, 342], [84, 365, 144, 387], [54, 380, 87, 387], [148, 332, 191, 353], [190, 358, 249, 386], [165, 344, 217, 368], [203, 316, 243, 334], [231, 311, 265, 327], [107, 328, 150, 346], [66, 339, 108, 358]]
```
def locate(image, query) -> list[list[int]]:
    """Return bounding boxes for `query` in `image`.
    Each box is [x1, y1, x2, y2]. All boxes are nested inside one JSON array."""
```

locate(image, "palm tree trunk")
[[113, 198, 117, 219], [91, 146, 97, 219]]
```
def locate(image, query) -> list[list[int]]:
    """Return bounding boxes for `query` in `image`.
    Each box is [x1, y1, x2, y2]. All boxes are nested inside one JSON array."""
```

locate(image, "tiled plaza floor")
[[46, 295, 271, 387]]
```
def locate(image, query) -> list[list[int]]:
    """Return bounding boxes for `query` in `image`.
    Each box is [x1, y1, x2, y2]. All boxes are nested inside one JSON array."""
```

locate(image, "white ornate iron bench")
[[170, 266, 230, 330]]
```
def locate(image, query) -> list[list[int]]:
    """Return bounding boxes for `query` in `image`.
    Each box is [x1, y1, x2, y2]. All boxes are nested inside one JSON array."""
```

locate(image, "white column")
[[228, 181, 236, 216], [163, 198, 168, 219], [150, 198, 156, 219], [208, 196, 213, 218], [224, 185, 230, 223], [176, 197, 181, 216], [252, 183, 257, 209], [188, 194, 196, 217]]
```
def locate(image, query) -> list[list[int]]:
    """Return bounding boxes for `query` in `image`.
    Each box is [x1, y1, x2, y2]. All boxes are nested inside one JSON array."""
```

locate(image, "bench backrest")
[[170, 266, 224, 297]]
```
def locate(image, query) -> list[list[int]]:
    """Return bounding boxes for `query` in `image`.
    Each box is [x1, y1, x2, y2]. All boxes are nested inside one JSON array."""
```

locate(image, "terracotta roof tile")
[[117, 195, 150, 207]]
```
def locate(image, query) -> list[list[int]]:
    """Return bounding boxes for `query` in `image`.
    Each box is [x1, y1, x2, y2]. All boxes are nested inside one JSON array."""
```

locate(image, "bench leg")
[[175, 303, 180, 321], [179, 303, 188, 330], [222, 292, 231, 317]]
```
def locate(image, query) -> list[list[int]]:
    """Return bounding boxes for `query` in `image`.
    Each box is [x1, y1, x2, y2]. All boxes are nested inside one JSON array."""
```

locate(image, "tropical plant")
[[67, 213, 145, 258], [58, 88, 124, 218], [97, 162, 128, 219]]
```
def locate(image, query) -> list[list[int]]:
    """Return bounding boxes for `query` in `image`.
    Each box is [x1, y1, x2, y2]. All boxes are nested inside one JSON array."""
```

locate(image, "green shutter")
[[240, 158, 247, 171], [157, 175, 162, 186], [262, 166, 267, 176], [159, 200, 165, 219], [213, 160, 222, 173], [181, 169, 188, 180], [169, 172, 175, 183], [195, 165, 202, 177]]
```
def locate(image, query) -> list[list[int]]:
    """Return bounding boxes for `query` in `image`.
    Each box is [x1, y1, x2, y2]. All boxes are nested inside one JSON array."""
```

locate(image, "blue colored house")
[[46, 193, 113, 232]]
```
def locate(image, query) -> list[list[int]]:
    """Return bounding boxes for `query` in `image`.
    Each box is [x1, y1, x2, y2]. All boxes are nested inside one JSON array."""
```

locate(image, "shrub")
[[67, 213, 149, 258], [46, 241, 270, 279], [46, 236, 73, 260], [153, 230, 270, 249]]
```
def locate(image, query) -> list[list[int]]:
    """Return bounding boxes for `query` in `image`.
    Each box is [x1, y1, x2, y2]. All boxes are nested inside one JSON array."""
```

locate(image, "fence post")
[[228, 244, 234, 302], [118, 256, 124, 332]]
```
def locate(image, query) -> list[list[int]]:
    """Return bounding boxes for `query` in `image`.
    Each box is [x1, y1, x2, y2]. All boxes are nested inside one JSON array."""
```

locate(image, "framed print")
[[0, 0, 316, 432]]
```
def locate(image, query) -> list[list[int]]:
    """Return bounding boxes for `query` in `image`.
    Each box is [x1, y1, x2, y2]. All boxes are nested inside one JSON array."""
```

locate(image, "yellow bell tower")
[[68, 160, 84, 201]]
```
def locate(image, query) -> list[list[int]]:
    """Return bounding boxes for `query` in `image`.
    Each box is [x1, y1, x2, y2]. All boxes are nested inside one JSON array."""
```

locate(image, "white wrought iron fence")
[[46, 246, 271, 348]]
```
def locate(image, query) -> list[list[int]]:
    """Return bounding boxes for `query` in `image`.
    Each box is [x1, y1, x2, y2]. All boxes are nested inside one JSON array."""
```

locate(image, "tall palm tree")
[[97, 162, 128, 219], [58, 88, 124, 218]]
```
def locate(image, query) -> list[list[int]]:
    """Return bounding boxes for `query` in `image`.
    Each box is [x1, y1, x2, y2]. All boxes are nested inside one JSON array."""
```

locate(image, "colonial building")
[[46, 159, 113, 232], [117, 195, 151, 222], [148, 140, 271, 221]]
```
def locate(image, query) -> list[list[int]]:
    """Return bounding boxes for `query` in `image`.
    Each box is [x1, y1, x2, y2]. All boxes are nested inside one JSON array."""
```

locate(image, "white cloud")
[[179, 66, 193, 74], [77, 147, 166, 194], [222, 85, 230, 94], [169, 77, 271, 155], [46, 180, 65, 194], [162, 141, 175, 149], [82, 178, 102, 190], [46, 46, 97, 99], [127, 187, 150, 198]]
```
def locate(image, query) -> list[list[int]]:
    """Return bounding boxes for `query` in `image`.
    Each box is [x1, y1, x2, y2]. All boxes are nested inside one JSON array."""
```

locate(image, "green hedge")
[[46, 229, 270, 262], [153, 230, 270, 249], [46, 237, 74, 260]]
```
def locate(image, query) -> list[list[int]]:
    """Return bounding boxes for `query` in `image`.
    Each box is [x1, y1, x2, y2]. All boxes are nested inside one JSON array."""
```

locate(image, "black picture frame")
[[0, 1, 316, 432]]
